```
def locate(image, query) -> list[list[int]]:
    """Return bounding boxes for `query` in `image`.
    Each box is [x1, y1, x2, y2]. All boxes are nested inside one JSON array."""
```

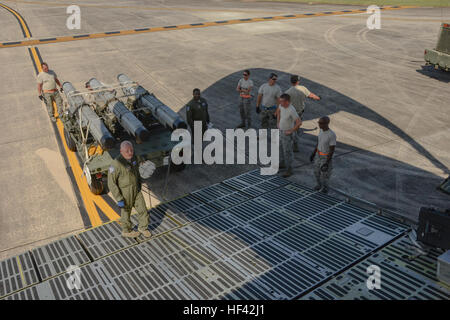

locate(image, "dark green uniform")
[[186, 97, 210, 134], [107, 154, 149, 232]]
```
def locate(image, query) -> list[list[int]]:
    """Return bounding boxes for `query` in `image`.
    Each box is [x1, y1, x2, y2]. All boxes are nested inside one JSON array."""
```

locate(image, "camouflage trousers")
[[280, 131, 295, 170], [120, 191, 149, 233], [293, 110, 304, 151], [43, 91, 63, 119], [260, 106, 277, 129], [314, 154, 333, 188], [293, 128, 303, 152], [238, 97, 252, 127]]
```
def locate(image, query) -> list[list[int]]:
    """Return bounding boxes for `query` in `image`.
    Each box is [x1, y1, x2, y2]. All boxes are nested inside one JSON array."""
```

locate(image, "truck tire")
[[64, 129, 77, 152], [89, 176, 104, 195]]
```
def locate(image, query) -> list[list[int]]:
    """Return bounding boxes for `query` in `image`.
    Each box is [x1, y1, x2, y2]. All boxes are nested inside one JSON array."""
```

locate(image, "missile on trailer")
[[87, 78, 150, 142], [117, 74, 187, 130], [62, 82, 116, 150]]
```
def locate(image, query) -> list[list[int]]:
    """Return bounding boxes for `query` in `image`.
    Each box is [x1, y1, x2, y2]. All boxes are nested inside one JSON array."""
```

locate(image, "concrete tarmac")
[[0, 0, 449, 259]]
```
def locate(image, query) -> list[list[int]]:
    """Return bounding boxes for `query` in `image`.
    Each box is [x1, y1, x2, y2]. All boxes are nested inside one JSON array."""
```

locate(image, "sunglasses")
[[243, 74, 248, 76], [271, 78, 277, 81]]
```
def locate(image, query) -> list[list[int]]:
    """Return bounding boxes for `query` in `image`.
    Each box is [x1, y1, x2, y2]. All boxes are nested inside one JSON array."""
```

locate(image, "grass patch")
[[261, 0, 450, 7]]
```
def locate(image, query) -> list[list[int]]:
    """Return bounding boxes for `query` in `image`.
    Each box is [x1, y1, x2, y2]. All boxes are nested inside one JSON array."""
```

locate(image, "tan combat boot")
[[121, 230, 140, 238], [139, 229, 152, 238]]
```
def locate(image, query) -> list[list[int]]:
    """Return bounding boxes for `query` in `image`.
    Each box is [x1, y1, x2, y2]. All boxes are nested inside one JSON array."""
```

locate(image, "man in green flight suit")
[[108, 140, 151, 238], [186, 88, 210, 139]]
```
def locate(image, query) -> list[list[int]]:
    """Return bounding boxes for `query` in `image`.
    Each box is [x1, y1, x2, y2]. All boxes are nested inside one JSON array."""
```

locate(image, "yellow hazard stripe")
[[0, 2, 108, 227], [15, 256, 26, 287], [0, 6, 416, 49]]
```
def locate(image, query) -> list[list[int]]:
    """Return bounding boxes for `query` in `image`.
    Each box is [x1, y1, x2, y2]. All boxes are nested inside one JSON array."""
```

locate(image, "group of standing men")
[[233, 71, 336, 193], [183, 70, 337, 192]]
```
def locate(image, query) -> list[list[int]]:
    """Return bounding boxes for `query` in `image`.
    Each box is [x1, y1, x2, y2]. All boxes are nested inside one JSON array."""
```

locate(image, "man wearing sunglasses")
[[236, 70, 254, 128], [256, 73, 282, 130], [310, 116, 336, 193]]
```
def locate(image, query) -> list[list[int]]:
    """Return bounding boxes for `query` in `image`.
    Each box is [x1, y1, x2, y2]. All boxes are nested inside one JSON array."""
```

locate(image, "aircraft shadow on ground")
[[142, 68, 450, 299]]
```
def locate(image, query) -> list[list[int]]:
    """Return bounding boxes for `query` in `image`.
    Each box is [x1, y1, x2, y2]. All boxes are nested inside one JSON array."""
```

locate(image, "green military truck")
[[425, 23, 450, 72]]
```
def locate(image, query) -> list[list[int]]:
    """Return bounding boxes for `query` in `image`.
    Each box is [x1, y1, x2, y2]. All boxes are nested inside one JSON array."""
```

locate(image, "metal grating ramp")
[[131, 208, 181, 240], [31, 236, 91, 280], [222, 170, 285, 197], [191, 183, 252, 211], [301, 236, 450, 300], [0, 170, 427, 300], [5, 263, 122, 300], [78, 221, 137, 260], [157, 194, 218, 225], [0, 252, 39, 298]]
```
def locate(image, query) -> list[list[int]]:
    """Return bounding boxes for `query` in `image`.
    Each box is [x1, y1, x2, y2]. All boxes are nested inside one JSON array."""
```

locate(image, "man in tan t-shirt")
[[285, 75, 320, 152], [236, 69, 254, 128], [37, 62, 64, 122], [310, 116, 336, 194], [276, 93, 302, 178]]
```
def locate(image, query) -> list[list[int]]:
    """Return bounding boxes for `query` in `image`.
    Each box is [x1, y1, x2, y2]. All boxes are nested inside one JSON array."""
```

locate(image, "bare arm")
[[308, 93, 320, 101], [256, 94, 262, 107], [310, 141, 318, 161], [38, 83, 43, 95], [293, 118, 302, 131], [326, 145, 335, 163], [276, 107, 280, 128], [55, 77, 62, 88], [286, 118, 301, 135]]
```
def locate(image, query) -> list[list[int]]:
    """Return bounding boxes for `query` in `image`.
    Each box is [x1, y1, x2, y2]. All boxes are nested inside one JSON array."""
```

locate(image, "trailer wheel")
[[89, 176, 104, 195], [64, 129, 77, 152]]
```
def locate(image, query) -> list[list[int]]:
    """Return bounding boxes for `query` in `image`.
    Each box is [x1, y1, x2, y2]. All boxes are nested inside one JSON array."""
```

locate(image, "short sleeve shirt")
[[318, 129, 337, 154], [278, 104, 300, 130], [258, 83, 282, 107], [285, 85, 311, 114], [237, 78, 253, 91], [37, 70, 58, 91]]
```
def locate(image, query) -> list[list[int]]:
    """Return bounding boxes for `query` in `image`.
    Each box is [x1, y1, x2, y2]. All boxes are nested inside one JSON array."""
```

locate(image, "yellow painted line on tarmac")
[[0, 2, 109, 228], [0, 6, 416, 49], [0, 2, 31, 38], [15, 256, 26, 286]]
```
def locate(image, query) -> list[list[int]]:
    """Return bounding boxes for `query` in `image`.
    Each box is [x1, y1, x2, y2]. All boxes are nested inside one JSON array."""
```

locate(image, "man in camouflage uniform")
[[256, 73, 282, 130], [108, 141, 151, 238], [236, 69, 253, 128], [285, 75, 320, 152], [310, 116, 336, 194], [37, 62, 64, 122], [276, 93, 302, 178]]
